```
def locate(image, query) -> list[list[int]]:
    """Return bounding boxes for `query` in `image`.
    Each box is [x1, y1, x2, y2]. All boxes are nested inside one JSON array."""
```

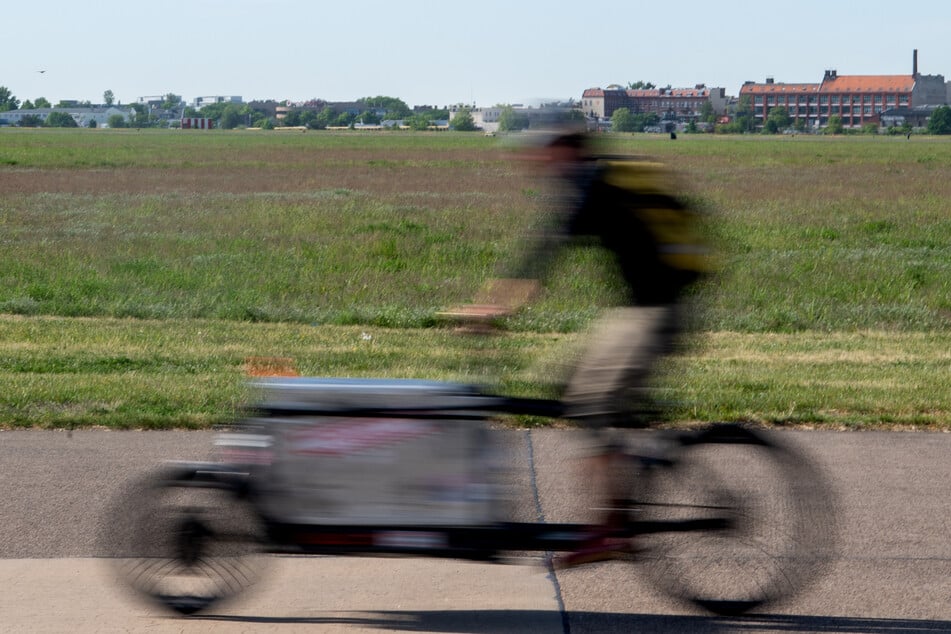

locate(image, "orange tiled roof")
[[583, 87, 711, 98], [627, 88, 709, 98], [740, 83, 819, 95], [819, 75, 915, 93]]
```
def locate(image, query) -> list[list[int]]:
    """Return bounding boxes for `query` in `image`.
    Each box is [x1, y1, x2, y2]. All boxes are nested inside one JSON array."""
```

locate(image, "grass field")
[[3, 128, 951, 428]]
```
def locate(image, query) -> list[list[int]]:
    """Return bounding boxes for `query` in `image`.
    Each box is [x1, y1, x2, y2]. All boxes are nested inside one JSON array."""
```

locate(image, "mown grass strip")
[[2, 316, 950, 429]]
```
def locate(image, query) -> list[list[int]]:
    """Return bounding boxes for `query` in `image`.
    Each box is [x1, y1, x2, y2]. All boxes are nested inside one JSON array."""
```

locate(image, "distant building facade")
[[0, 107, 132, 127], [740, 50, 948, 129], [192, 96, 243, 109], [581, 85, 728, 122], [448, 105, 503, 131]]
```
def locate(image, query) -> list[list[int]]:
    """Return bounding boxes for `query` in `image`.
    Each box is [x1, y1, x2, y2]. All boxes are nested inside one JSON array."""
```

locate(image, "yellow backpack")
[[598, 159, 714, 276]]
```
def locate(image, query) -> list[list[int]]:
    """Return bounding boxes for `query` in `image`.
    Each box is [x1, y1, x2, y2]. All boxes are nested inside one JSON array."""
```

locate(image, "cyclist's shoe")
[[554, 534, 639, 569]]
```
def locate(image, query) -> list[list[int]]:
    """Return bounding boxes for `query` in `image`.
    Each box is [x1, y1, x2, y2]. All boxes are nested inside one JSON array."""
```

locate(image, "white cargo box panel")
[[246, 378, 506, 526], [249, 377, 500, 412]]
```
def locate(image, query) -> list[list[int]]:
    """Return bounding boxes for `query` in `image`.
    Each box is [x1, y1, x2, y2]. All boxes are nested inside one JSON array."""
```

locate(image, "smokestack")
[[914, 49, 918, 76]]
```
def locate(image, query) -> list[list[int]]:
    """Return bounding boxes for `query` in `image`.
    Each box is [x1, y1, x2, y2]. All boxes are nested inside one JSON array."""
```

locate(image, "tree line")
[[5, 82, 951, 134]]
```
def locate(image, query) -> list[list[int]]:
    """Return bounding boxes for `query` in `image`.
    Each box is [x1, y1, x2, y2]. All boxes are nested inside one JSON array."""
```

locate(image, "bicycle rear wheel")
[[102, 466, 268, 615], [633, 424, 836, 615]]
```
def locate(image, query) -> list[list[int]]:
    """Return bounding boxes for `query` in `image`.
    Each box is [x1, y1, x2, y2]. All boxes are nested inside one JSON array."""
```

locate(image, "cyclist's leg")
[[562, 303, 682, 426], [555, 306, 683, 567]]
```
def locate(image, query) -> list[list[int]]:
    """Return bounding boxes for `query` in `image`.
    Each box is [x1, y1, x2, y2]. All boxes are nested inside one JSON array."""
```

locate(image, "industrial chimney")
[[913, 49, 918, 77]]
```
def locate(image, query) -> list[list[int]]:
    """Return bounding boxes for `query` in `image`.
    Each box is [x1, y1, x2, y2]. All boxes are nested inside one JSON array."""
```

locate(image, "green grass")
[[3, 315, 949, 429], [3, 129, 951, 428], [0, 315, 573, 428]]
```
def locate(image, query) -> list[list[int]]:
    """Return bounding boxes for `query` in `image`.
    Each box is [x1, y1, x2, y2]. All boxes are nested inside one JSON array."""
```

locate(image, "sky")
[[4, 1, 951, 109]]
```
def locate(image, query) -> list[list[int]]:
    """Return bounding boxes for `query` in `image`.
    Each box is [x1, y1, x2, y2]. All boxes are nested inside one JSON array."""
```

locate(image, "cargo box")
[[235, 378, 507, 526]]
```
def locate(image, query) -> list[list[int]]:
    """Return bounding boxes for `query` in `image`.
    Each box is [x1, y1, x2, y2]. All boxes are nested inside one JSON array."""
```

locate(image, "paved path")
[[1, 428, 949, 633]]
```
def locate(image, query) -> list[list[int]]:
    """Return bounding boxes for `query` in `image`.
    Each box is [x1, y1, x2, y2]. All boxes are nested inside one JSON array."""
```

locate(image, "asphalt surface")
[[1, 427, 949, 633]]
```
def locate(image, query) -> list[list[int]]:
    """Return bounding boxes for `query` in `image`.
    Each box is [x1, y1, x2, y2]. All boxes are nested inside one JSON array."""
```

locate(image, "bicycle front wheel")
[[634, 424, 837, 615], [101, 466, 268, 615]]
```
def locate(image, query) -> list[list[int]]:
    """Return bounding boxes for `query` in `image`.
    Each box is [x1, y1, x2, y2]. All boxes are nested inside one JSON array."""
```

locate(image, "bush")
[[45, 111, 78, 128]]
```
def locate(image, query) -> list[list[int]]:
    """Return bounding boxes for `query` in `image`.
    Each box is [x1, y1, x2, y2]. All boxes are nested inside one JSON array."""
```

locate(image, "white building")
[[0, 107, 133, 127], [192, 96, 243, 109], [447, 106, 504, 132]]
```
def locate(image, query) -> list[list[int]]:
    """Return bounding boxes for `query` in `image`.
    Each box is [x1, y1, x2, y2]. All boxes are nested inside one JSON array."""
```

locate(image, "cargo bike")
[[104, 374, 836, 618]]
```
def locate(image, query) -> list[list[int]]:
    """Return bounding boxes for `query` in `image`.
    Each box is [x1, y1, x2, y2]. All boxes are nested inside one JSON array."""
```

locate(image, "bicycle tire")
[[101, 466, 268, 615], [632, 424, 837, 615]]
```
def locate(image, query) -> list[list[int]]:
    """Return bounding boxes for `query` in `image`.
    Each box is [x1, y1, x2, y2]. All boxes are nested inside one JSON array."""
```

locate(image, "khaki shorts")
[[562, 304, 682, 424]]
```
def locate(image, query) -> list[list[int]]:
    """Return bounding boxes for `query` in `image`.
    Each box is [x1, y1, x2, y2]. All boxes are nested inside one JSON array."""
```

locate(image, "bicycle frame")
[[106, 375, 834, 617], [181, 378, 732, 561]]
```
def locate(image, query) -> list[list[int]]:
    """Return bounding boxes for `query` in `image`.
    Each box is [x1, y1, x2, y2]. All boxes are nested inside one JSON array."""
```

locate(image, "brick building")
[[740, 50, 948, 130], [581, 85, 728, 122]]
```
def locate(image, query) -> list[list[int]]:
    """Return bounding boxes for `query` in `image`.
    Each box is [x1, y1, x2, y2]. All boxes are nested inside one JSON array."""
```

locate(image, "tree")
[[358, 96, 411, 119], [161, 93, 183, 110], [632, 112, 660, 131], [107, 114, 127, 128], [45, 111, 78, 128], [129, 103, 151, 127], [218, 104, 244, 129], [450, 108, 477, 131], [34, 97, 51, 109], [103, 90, 115, 106], [20, 99, 34, 110], [17, 114, 43, 127], [282, 110, 302, 126], [404, 114, 432, 131], [825, 115, 844, 135], [358, 110, 381, 125], [627, 80, 656, 90], [497, 105, 529, 132], [731, 95, 755, 133], [334, 111, 355, 127], [764, 106, 792, 134], [927, 105, 951, 135], [313, 106, 335, 129], [611, 107, 636, 132], [0, 86, 19, 111]]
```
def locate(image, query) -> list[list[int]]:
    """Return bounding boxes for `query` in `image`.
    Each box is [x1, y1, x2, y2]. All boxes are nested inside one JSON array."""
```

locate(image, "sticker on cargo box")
[[286, 419, 436, 456]]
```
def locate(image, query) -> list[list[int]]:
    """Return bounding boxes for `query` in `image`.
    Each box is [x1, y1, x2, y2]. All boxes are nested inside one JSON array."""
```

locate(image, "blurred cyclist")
[[451, 127, 711, 564], [461, 129, 709, 428]]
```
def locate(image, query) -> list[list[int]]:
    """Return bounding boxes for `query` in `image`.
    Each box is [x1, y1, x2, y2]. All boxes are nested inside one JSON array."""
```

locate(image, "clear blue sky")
[[4, 0, 950, 108]]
